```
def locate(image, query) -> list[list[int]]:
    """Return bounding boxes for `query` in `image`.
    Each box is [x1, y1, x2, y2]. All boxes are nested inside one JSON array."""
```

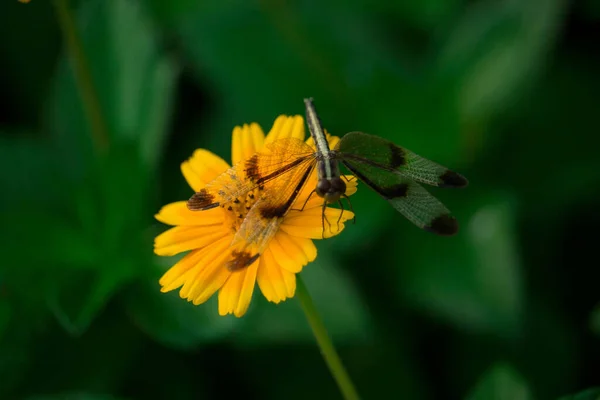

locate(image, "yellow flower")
[[154, 115, 357, 317]]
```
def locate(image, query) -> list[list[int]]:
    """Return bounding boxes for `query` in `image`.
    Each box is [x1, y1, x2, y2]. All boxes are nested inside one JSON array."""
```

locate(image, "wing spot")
[[424, 214, 459, 236], [259, 204, 288, 219], [439, 170, 469, 188], [227, 251, 260, 271], [187, 189, 218, 210], [245, 155, 261, 182], [389, 144, 406, 168], [380, 183, 409, 199]]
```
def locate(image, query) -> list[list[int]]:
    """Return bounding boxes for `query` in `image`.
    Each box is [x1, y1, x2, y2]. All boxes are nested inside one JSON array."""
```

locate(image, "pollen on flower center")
[[220, 188, 261, 233]]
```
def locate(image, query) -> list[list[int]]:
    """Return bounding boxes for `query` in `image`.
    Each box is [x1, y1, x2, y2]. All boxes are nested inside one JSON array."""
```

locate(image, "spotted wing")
[[225, 158, 317, 271], [339, 154, 460, 236], [187, 137, 316, 211], [336, 131, 468, 188]]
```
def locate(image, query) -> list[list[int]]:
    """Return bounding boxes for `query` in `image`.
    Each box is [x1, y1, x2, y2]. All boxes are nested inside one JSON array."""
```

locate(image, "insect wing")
[[337, 132, 468, 188], [187, 137, 315, 211], [340, 155, 459, 235]]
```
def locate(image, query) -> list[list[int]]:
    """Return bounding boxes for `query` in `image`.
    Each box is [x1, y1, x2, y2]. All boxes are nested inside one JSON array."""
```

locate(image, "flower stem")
[[53, 0, 109, 153], [296, 275, 361, 400]]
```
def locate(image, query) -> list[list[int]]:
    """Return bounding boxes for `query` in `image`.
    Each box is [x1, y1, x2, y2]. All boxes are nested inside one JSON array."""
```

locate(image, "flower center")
[[220, 188, 261, 233]]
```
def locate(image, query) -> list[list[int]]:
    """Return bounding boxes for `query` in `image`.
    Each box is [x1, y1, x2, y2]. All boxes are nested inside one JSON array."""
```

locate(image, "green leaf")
[[590, 304, 600, 338], [0, 210, 100, 269], [0, 300, 10, 341], [0, 135, 69, 210], [48, 0, 178, 172], [466, 363, 531, 400], [398, 189, 524, 337], [27, 393, 128, 400], [0, 321, 34, 399], [0, 1, 60, 123], [238, 249, 373, 345], [144, 0, 199, 26], [436, 0, 566, 120], [558, 388, 600, 400], [125, 256, 241, 350], [175, 2, 463, 156], [0, 144, 153, 336], [48, 262, 137, 336], [0, 209, 104, 333], [76, 142, 153, 253]]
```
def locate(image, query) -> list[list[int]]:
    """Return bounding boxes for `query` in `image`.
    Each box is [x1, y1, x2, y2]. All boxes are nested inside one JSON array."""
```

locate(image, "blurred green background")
[[1, 0, 599, 399]]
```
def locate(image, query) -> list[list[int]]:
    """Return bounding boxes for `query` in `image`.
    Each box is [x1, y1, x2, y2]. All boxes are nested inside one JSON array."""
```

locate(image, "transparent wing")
[[336, 131, 468, 188], [225, 161, 317, 270], [341, 157, 459, 236], [187, 137, 316, 211]]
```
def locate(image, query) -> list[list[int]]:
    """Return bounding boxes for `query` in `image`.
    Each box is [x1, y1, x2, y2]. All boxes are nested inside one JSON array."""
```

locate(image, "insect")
[[187, 98, 468, 271]]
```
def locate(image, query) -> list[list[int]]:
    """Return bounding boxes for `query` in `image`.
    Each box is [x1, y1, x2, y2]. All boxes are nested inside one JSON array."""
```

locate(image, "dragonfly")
[[187, 98, 468, 271]]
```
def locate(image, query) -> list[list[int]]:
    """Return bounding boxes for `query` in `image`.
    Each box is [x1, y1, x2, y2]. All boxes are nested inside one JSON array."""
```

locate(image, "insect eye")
[[316, 180, 330, 197], [332, 178, 346, 193]]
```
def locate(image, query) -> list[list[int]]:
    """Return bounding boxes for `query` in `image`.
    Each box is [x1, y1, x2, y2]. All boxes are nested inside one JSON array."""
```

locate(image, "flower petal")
[[159, 236, 229, 298], [343, 175, 358, 196], [268, 230, 316, 273], [218, 259, 259, 317], [280, 206, 354, 239], [154, 225, 230, 256], [326, 132, 340, 148], [181, 149, 230, 192], [159, 249, 206, 292], [154, 201, 224, 226], [264, 115, 305, 145], [305, 131, 339, 149], [182, 239, 233, 305], [292, 235, 318, 263], [257, 249, 296, 303], [231, 123, 265, 166]]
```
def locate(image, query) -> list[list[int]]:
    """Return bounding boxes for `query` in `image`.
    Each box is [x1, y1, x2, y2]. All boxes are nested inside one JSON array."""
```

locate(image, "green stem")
[[296, 275, 361, 400], [53, 0, 109, 153]]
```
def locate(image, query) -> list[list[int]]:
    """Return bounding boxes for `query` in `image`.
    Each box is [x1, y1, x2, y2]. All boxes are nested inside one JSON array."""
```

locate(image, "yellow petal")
[[256, 249, 296, 303], [154, 201, 224, 226], [343, 175, 358, 196], [159, 248, 206, 292], [264, 115, 305, 145], [280, 206, 354, 239], [154, 225, 230, 256], [231, 123, 265, 166], [181, 238, 233, 305], [218, 259, 259, 317], [326, 133, 340, 148], [268, 230, 316, 273], [305, 131, 340, 149], [293, 170, 318, 206], [292, 235, 318, 263], [159, 236, 229, 296], [181, 149, 230, 192]]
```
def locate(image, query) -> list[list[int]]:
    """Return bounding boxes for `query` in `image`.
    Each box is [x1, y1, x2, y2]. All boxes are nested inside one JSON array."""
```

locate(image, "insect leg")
[[342, 193, 356, 225], [291, 189, 317, 212]]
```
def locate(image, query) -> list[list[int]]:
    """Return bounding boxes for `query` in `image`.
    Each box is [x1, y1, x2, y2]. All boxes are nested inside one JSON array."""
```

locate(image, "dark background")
[[1, 0, 599, 399]]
